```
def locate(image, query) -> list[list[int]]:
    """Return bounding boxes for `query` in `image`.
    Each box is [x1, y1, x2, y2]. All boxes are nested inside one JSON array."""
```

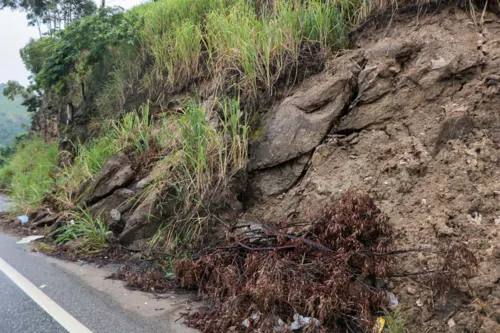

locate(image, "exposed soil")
[[242, 6, 500, 333]]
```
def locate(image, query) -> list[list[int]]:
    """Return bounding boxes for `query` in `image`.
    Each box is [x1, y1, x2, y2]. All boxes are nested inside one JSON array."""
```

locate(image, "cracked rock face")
[[248, 70, 357, 171], [78, 154, 136, 206]]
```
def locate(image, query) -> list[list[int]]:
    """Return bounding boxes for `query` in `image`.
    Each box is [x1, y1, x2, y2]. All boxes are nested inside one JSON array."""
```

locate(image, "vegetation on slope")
[[1, 0, 361, 227], [0, 136, 58, 208]]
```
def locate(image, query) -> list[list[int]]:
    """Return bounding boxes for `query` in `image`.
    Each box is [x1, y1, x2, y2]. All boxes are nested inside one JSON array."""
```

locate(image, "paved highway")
[[0, 195, 196, 333]]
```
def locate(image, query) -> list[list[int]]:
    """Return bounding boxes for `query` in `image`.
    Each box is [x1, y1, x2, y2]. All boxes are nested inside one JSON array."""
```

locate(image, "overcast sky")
[[0, 0, 146, 86]]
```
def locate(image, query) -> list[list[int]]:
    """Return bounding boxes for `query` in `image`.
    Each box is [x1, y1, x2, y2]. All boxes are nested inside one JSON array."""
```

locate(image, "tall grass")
[[0, 136, 58, 210], [52, 207, 109, 254], [101, 0, 357, 112], [147, 98, 248, 251], [54, 103, 156, 208], [54, 135, 116, 208]]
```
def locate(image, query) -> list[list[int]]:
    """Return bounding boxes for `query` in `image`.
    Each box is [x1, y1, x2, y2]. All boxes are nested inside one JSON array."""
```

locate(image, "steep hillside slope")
[[0, 83, 30, 146], [243, 7, 500, 332], [2, 1, 500, 332]]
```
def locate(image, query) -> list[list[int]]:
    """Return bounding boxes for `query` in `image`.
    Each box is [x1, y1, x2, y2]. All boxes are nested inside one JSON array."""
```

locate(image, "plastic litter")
[[387, 291, 399, 310], [17, 215, 29, 224], [16, 235, 44, 244], [242, 312, 261, 328], [273, 314, 320, 331], [373, 317, 385, 333]]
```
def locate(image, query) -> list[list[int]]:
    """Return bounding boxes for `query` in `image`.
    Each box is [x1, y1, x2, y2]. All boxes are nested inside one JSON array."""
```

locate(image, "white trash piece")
[[274, 314, 320, 331], [387, 292, 399, 310], [242, 312, 261, 328], [16, 235, 44, 244]]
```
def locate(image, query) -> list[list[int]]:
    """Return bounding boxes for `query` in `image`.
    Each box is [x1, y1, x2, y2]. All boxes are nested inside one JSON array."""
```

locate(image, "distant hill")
[[0, 83, 31, 146]]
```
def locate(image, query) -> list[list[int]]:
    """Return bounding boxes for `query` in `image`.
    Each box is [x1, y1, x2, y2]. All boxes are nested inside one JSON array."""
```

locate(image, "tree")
[[3, 80, 42, 113], [20, 37, 56, 75], [35, 7, 137, 93], [1, 0, 97, 37]]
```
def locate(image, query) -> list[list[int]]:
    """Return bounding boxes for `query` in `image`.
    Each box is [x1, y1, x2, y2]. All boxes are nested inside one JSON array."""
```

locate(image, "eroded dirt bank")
[[243, 7, 500, 332]]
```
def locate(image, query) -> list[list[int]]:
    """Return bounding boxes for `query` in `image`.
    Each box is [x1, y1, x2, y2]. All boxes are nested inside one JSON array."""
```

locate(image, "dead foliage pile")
[[108, 263, 173, 293], [174, 191, 478, 332]]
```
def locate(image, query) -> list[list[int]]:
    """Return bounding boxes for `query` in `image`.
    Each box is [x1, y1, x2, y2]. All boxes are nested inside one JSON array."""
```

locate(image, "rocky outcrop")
[[248, 69, 357, 171], [78, 154, 136, 206], [88, 188, 136, 232], [119, 188, 163, 245]]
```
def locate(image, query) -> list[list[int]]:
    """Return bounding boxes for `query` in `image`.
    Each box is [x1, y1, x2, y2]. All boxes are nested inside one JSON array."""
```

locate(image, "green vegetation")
[[0, 83, 31, 146], [1, 0, 97, 36], [53, 207, 109, 254], [146, 98, 248, 251], [1, 0, 372, 250], [35, 7, 137, 95], [12, 0, 363, 120], [0, 136, 58, 209], [101, 0, 357, 113], [383, 307, 407, 333]]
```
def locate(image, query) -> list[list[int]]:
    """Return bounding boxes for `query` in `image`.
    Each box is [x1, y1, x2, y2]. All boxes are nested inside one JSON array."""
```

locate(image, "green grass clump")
[[383, 307, 407, 333], [53, 207, 109, 254], [147, 97, 248, 251], [54, 103, 156, 208], [0, 136, 58, 210]]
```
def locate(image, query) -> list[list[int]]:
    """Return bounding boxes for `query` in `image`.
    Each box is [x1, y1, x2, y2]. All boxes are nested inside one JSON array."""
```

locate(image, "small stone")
[[448, 318, 456, 328], [407, 286, 418, 295], [110, 209, 121, 222], [467, 212, 482, 225], [416, 298, 424, 307], [494, 216, 500, 226], [421, 199, 427, 205], [105, 231, 117, 243]]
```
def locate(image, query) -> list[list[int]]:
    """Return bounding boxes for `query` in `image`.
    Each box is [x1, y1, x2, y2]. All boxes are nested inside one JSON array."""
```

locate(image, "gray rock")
[[110, 209, 121, 222], [434, 115, 474, 155], [31, 212, 61, 228], [249, 71, 355, 171], [119, 189, 162, 245], [250, 153, 310, 197], [88, 188, 136, 215], [78, 155, 136, 206]]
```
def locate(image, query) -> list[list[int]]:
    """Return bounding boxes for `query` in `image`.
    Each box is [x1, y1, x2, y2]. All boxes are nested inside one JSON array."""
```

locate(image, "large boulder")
[[78, 154, 136, 206], [88, 188, 136, 232], [118, 188, 162, 245], [248, 70, 356, 171]]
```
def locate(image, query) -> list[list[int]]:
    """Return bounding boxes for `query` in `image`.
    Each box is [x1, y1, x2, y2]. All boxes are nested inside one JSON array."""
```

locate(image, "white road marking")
[[0, 257, 92, 333]]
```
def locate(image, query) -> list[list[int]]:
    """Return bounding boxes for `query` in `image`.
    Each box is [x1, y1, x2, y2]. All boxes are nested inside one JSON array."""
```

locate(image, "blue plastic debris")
[[17, 215, 29, 224]]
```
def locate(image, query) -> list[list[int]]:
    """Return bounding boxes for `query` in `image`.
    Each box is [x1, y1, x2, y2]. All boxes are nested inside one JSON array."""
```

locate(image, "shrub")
[[0, 136, 58, 209]]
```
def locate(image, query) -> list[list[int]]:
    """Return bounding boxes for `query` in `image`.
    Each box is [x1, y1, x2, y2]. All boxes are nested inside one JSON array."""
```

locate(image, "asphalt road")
[[0, 270, 66, 332], [0, 194, 196, 333]]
